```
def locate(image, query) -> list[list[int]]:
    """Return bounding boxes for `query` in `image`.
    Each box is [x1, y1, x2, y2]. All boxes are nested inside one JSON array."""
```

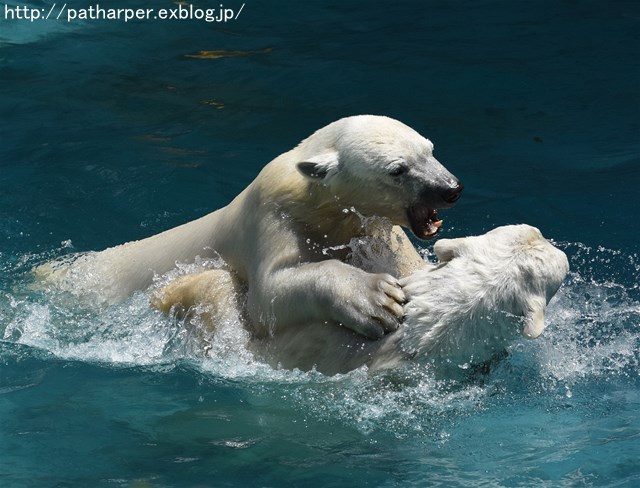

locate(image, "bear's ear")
[[433, 238, 466, 262], [523, 296, 546, 339], [296, 151, 339, 181]]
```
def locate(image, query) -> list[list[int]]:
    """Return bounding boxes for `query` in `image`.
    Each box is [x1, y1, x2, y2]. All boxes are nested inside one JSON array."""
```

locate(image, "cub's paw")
[[151, 273, 202, 315], [151, 269, 235, 315]]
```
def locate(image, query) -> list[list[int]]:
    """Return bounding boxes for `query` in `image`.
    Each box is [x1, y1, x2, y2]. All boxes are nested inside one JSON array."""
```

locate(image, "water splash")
[[536, 242, 640, 383], [1, 240, 638, 436]]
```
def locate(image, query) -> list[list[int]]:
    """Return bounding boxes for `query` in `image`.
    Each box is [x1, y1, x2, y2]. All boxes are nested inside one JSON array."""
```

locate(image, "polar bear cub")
[[158, 225, 569, 376], [395, 224, 569, 373]]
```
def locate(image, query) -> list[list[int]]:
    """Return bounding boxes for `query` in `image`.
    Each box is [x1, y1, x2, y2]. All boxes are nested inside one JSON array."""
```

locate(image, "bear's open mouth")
[[407, 205, 443, 240]]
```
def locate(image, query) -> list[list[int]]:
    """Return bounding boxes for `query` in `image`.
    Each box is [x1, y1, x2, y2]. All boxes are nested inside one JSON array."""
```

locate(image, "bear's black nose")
[[442, 181, 464, 205]]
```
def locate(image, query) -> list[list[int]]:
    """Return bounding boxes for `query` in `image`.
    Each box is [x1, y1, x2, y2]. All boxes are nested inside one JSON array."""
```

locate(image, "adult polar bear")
[[38, 115, 463, 340]]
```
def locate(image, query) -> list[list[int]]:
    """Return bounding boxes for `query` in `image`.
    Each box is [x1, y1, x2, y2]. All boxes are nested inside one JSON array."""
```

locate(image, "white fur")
[[36, 115, 461, 340], [157, 225, 569, 376], [395, 224, 569, 372]]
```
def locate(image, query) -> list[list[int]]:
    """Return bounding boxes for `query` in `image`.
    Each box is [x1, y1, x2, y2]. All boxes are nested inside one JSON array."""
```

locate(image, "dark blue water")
[[1, 1, 639, 486]]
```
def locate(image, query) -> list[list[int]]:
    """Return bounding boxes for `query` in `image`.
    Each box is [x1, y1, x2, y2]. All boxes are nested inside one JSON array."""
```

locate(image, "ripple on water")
[[0, 241, 638, 439]]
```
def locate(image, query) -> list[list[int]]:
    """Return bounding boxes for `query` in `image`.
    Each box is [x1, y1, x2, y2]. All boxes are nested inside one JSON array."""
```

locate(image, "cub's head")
[[431, 224, 570, 339], [295, 115, 463, 239], [400, 224, 569, 372]]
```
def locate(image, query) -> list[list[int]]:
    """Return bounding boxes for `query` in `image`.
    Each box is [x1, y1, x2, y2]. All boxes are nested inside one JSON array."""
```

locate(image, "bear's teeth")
[[408, 206, 443, 239], [423, 220, 442, 238]]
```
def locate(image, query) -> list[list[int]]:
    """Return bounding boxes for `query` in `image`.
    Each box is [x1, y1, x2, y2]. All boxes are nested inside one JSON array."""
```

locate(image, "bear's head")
[[296, 115, 463, 239], [401, 225, 569, 368]]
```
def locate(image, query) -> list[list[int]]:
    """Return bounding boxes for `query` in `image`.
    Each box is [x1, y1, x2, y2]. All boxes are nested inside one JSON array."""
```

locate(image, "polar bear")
[[156, 225, 569, 376], [36, 115, 463, 340]]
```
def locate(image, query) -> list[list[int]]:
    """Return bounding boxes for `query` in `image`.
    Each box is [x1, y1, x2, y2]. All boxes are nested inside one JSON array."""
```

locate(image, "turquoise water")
[[1, 0, 639, 486]]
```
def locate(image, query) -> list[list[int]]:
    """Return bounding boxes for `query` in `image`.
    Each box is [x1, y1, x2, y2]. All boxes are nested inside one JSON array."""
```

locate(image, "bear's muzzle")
[[407, 181, 464, 239]]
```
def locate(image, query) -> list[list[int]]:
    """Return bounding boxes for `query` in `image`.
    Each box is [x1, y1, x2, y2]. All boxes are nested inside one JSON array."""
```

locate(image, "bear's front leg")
[[248, 260, 405, 339]]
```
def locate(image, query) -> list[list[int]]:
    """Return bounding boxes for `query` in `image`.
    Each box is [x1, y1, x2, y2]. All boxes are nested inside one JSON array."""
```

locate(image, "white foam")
[[1, 241, 637, 412]]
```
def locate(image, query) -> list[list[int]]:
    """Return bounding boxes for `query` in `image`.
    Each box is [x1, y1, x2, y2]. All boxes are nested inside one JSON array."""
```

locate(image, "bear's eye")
[[388, 165, 408, 177]]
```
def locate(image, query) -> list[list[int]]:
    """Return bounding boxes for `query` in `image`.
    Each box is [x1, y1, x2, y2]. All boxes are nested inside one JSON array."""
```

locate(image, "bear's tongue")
[[407, 206, 443, 240]]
